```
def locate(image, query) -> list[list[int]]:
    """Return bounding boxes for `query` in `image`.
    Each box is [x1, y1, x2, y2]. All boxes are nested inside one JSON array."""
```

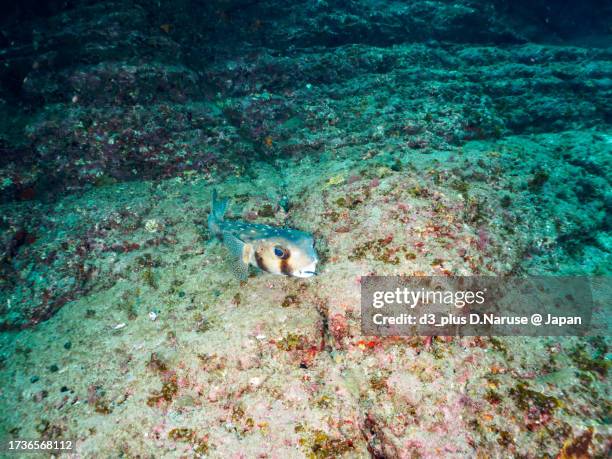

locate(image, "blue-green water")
[[0, 1, 610, 457]]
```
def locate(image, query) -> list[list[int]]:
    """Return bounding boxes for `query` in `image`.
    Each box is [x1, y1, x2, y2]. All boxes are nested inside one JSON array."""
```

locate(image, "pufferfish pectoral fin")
[[222, 231, 252, 280]]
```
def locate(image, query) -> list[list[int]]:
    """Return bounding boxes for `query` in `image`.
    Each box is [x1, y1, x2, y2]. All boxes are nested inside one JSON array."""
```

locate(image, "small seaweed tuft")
[[528, 168, 549, 191], [147, 373, 179, 407], [509, 382, 561, 413], [298, 427, 354, 459], [277, 333, 307, 351]]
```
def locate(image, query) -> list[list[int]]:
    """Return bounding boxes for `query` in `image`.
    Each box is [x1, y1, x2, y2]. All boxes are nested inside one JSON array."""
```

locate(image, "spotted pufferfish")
[[208, 190, 319, 279]]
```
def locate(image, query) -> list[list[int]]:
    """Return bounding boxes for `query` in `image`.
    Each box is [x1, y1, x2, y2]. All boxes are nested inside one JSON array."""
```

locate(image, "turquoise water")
[[0, 1, 610, 457]]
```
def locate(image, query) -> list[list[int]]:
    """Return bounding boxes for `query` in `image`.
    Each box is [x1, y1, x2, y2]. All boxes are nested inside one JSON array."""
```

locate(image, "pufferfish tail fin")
[[211, 189, 229, 221], [208, 189, 230, 237]]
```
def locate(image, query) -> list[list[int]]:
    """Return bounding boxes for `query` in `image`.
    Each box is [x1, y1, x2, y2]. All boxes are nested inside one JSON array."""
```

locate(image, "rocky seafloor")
[[0, 1, 611, 457]]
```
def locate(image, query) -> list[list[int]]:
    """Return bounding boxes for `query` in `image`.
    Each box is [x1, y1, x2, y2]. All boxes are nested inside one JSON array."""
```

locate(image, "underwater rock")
[[0, 1, 610, 457]]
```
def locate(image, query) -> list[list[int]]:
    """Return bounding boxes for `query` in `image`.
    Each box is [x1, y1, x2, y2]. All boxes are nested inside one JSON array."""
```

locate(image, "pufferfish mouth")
[[292, 261, 318, 278]]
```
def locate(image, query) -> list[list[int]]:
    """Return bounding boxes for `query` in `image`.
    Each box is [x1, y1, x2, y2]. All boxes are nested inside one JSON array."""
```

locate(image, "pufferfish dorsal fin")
[[222, 231, 251, 280]]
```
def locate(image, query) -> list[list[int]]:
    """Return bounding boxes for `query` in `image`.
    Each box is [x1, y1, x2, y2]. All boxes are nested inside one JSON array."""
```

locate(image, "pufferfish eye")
[[273, 246, 289, 259]]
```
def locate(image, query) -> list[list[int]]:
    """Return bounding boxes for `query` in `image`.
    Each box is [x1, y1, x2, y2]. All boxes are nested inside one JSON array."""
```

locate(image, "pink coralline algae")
[[476, 227, 490, 251], [329, 313, 349, 344]]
